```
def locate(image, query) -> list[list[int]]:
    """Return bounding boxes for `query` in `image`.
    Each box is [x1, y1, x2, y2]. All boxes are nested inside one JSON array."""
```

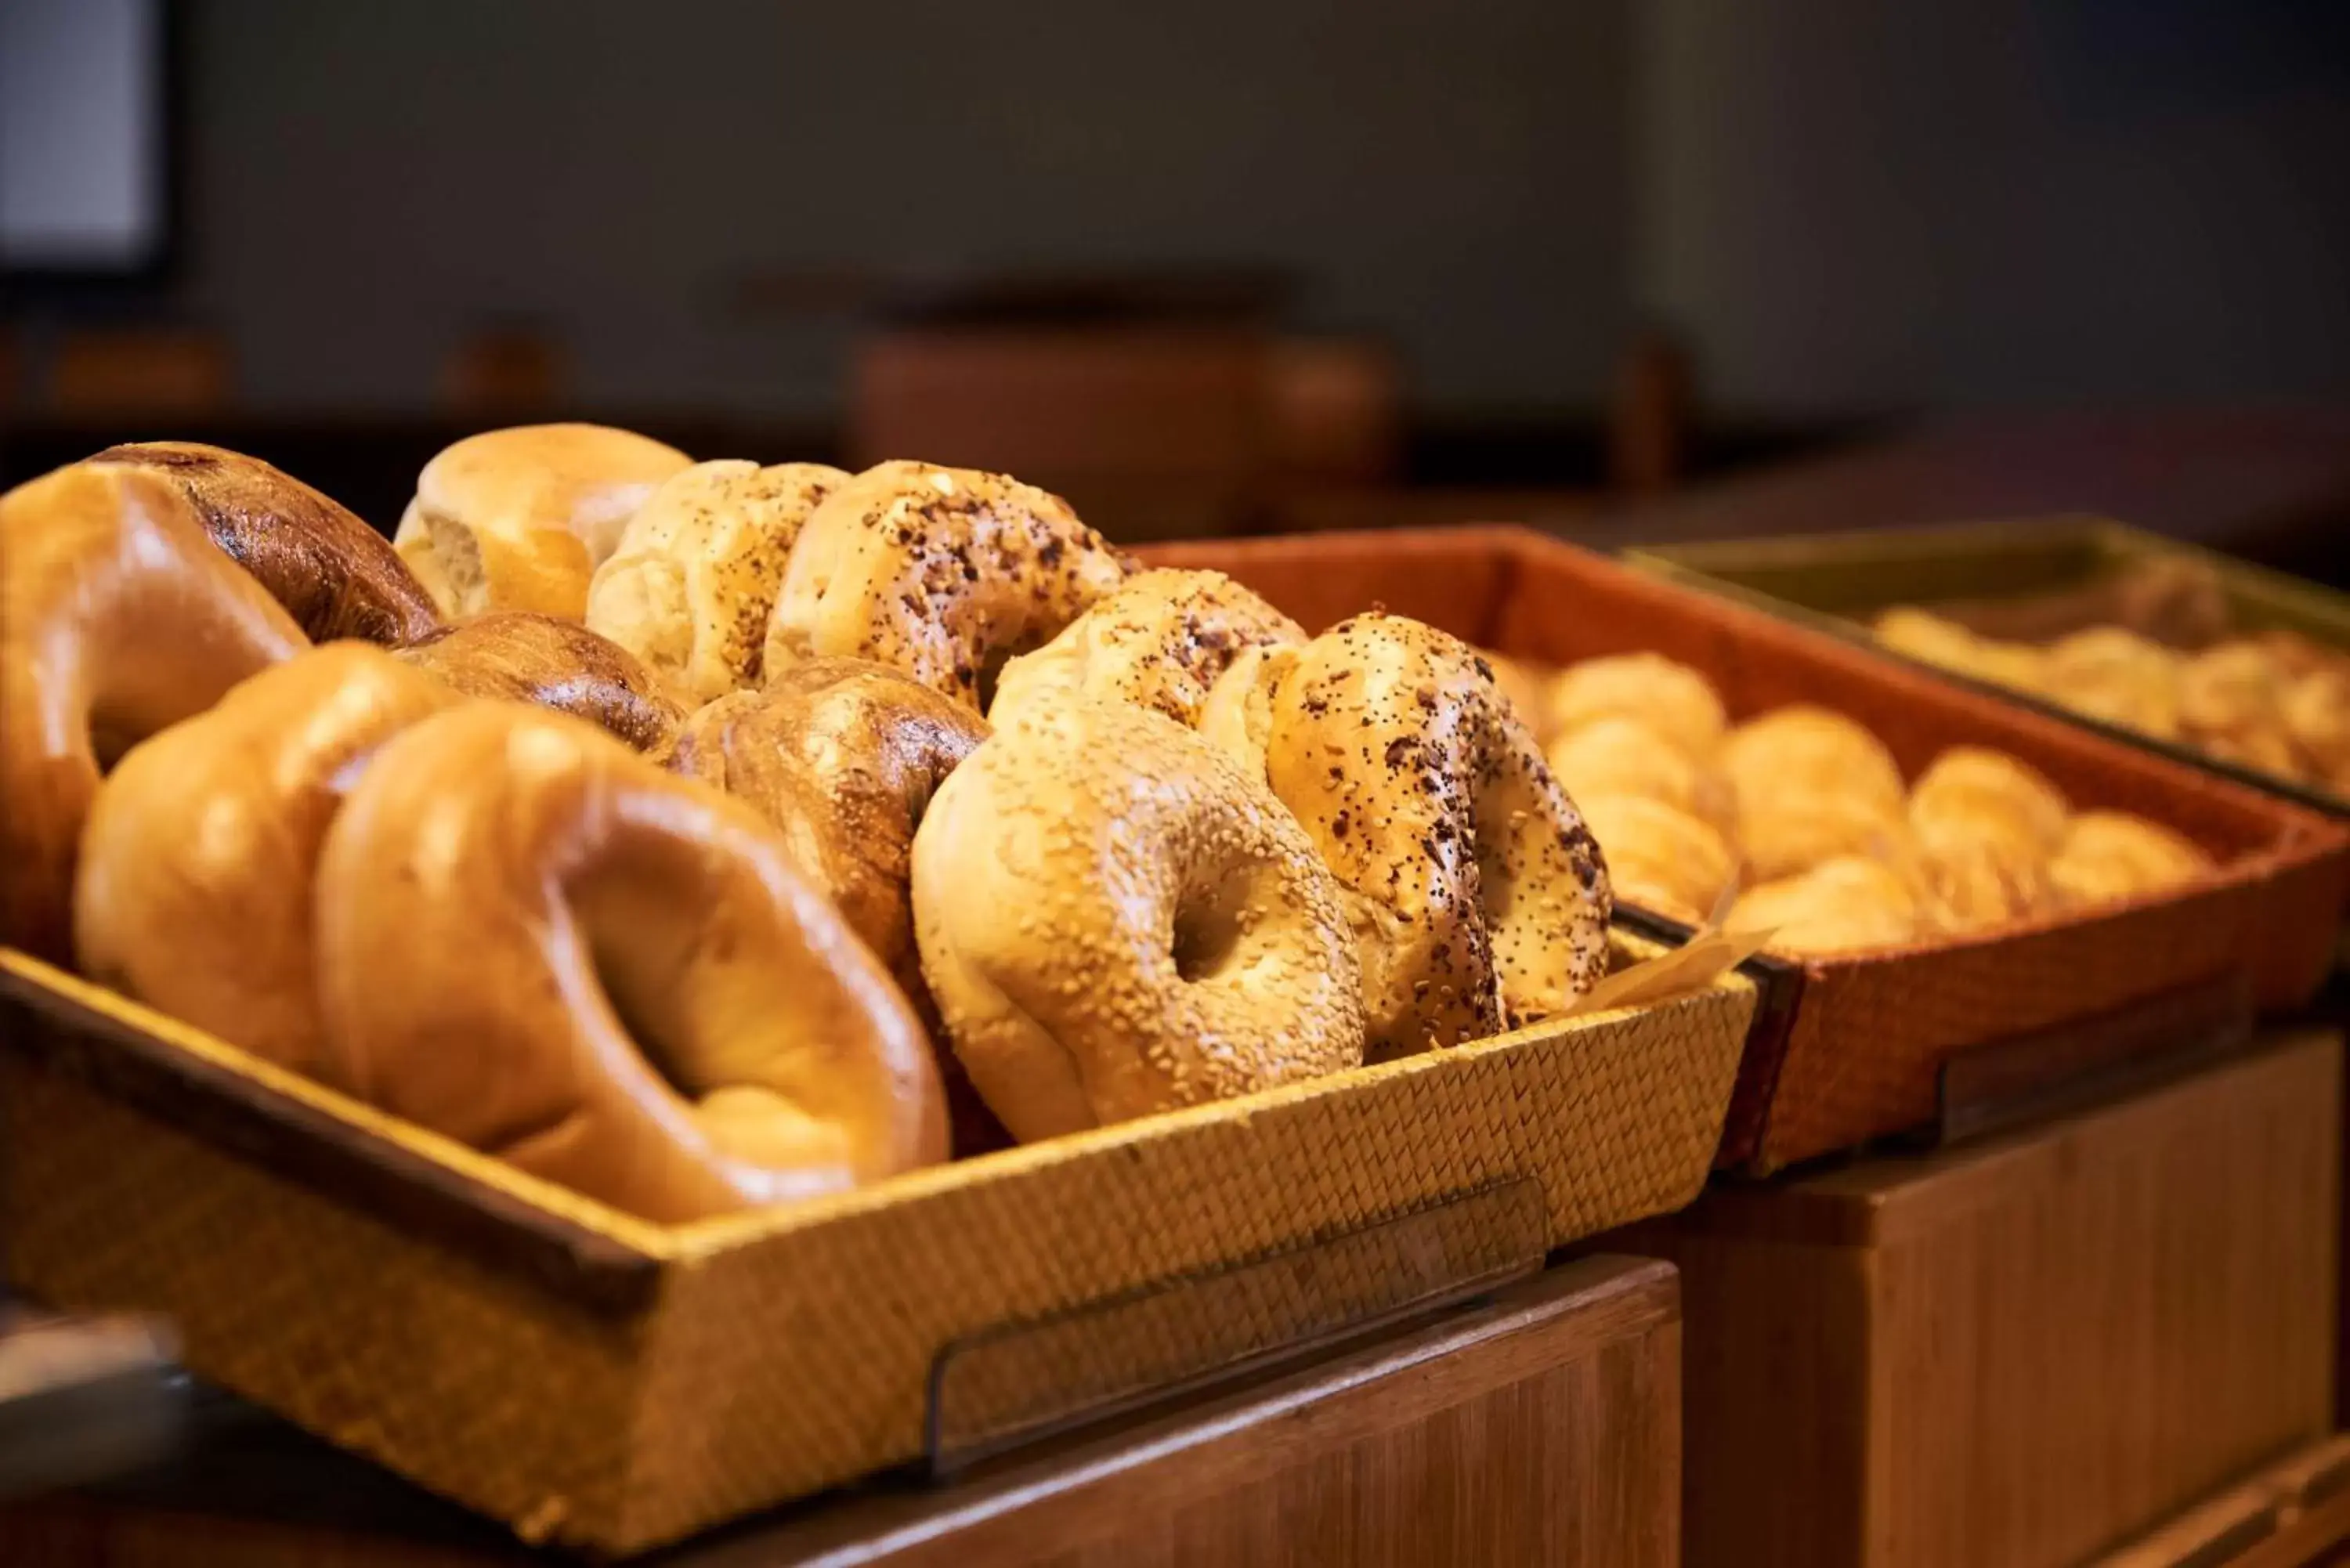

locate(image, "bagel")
[[911, 696, 1365, 1143], [1546, 652, 1726, 757], [393, 423, 692, 620], [989, 567, 1303, 728], [1480, 651, 1556, 742], [585, 460, 849, 704], [1, 464, 308, 961], [669, 659, 1000, 1152], [88, 442, 440, 645], [1256, 614, 1613, 1057], [394, 612, 686, 753], [765, 460, 1130, 710], [74, 645, 459, 1076], [315, 703, 945, 1223]]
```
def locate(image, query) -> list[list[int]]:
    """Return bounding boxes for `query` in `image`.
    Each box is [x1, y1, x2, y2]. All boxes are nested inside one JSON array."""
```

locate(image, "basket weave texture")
[[1142, 526, 2350, 1172], [0, 934, 1749, 1553]]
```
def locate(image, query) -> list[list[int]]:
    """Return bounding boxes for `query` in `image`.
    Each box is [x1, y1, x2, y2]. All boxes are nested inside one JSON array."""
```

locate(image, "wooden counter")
[[0, 1254, 1681, 1566], [1643, 1029, 2342, 1568]]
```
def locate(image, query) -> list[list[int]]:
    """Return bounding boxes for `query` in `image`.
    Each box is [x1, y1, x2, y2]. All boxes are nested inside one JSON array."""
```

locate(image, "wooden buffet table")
[[1643, 1028, 2344, 1568], [0, 1255, 1680, 1566]]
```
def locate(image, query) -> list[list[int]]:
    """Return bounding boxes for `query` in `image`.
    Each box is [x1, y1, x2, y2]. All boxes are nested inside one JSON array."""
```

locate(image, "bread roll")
[[1729, 856, 1925, 955], [1578, 793, 1736, 926], [2046, 811, 2214, 907], [395, 424, 691, 620], [1546, 652, 1726, 757], [1545, 715, 1729, 827], [585, 460, 848, 704], [2044, 627, 2183, 739], [1909, 746, 2070, 853], [1720, 704, 1907, 815]]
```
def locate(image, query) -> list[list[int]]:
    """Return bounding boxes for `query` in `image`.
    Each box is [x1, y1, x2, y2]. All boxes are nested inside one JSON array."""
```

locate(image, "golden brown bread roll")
[[394, 612, 686, 753], [74, 645, 459, 1076], [1, 464, 308, 962], [393, 424, 692, 620], [88, 443, 440, 645], [1546, 652, 1726, 757], [1874, 608, 2051, 695], [584, 459, 848, 704], [765, 460, 1130, 709], [2044, 627, 2183, 739], [1720, 704, 1907, 815], [316, 703, 945, 1223], [2284, 666, 2350, 778], [1909, 746, 2070, 853], [1543, 715, 1730, 828], [1256, 614, 1612, 1057], [2045, 811, 2215, 907], [1737, 790, 1919, 886], [1577, 793, 1737, 927], [1728, 856, 1925, 955], [989, 568, 1303, 728], [912, 696, 1365, 1143]]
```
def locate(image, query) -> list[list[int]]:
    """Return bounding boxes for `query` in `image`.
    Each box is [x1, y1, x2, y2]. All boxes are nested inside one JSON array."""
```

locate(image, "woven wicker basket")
[[1143, 526, 2350, 1173], [1631, 516, 2350, 818], [0, 931, 1750, 1555]]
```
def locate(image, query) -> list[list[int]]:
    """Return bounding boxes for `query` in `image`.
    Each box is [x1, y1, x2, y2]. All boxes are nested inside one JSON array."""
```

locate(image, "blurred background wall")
[[7, 0, 2350, 544]]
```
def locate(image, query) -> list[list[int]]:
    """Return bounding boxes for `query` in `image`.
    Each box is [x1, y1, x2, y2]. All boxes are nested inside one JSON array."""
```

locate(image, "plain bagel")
[[393, 423, 692, 620], [912, 695, 1366, 1143], [88, 442, 441, 645], [314, 703, 947, 1223], [0, 463, 308, 962], [74, 644, 460, 1076]]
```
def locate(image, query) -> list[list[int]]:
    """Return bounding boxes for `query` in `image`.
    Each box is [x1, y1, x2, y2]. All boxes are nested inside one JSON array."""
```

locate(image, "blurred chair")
[[45, 327, 231, 418], [1607, 327, 1693, 498], [1266, 337, 1403, 487], [439, 324, 569, 419], [848, 326, 1271, 541]]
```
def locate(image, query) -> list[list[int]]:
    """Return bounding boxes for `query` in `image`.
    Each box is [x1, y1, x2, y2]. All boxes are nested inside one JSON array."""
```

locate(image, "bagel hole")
[[1172, 876, 1250, 985], [973, 641, 1025, 713]]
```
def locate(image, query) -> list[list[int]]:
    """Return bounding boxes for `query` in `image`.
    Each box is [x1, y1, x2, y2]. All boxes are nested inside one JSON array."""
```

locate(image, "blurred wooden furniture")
[[2092, 1433, 2350, 1567], [1644, 1030, 2341, 1568], [1608, 328, 1693, 497], [848, 326, 1272, 542], [0, 1255, 1681, 1566], [1266, 337, 1402, 487], [439, 327, 569, 418], [45, 327, 232, 418]]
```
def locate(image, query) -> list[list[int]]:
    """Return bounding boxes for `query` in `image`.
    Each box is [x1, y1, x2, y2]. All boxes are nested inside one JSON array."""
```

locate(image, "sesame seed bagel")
[[1, 463, 308, 963], [989, 567, 1303, 728], [586, 459, 848, 705], [1255, 613, 1614, 1058], [74, 644, 460, 1077], [315, 703, 946, 1223], [764, 460, 1130, 710], [911, 696, 1365, 1143]]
